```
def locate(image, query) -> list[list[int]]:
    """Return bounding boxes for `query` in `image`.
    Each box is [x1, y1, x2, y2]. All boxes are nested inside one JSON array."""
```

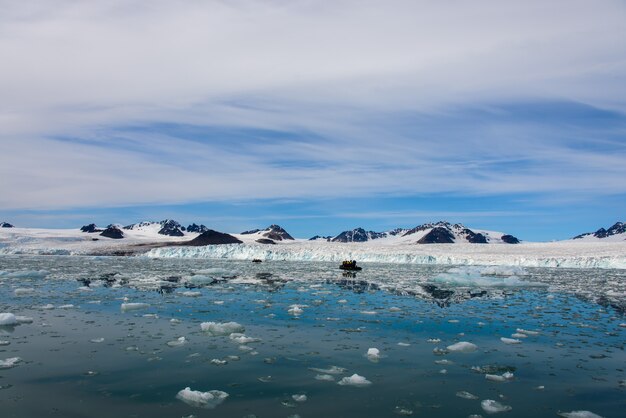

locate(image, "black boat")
[[339, 260, 362, 271]]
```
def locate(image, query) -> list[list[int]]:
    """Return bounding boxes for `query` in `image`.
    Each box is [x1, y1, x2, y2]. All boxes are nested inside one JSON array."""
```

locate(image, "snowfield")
[[1, 226, 625, 269]]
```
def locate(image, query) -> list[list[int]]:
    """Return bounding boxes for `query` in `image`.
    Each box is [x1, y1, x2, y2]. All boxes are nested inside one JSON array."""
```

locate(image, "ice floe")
[[446, 341, 478, 353], [500, 337, 522, 344], [481, 399, 512, 413], [337, 373, 372, 387], [0, 313, 18, 326], [557, 411, 604, 418], [176, 387, 229, 409], [309, 366, 347, 374], [366, 347, 381, 362], [485, 372, 514, 382], [200, 321, 244, 336], [456, 391, 479, 400], [121, 302, 150, 311], [167, 336, 187, 347], [0, 357, 22, 369]]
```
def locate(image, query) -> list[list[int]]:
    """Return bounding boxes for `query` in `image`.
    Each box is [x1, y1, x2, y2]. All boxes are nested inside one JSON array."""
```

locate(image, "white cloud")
[[1, 0, 625, 210]]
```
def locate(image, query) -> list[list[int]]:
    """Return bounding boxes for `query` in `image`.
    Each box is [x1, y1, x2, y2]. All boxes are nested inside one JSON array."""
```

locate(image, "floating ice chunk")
[[557, 411, 604, 418], [315, 374, 335, 381], [200, 322, 244, 336], [0, 313, 18, 326], [0, 341, 9, 346], [39, 304, 55, 310], [14, 288, 34, 296], [439, 369, 447, 374], [393, 406, 414, 415], [447, 342, 478, 353], [167, 337, 187, 347], [485, 372, 514, 382], [433, 347, 449, 356], [389, 307, 402, 312], [210, 359, 227, 365], [338, 299, 347, 304], [480, 266, 528, 276], [288, 305, 304, 315], [176, 387, 228, 409], [0, 357, 22, 369], [143, 314, 158, 319], [170, 318, 181, 324], [58, 304, 74, 309], [309, 365, 347, 374], [3, 270, 48, 279], [398, 342, 411, 346], [366, 348, 381, 361], [229, 333, 260, 344], [481, 399, 512, 414], [500, 338, 521, 345], [516, 328, 539, 336], [427, 338, 441, 343], [510, 333, 527, 339], [121, 303, 149, 312], [456, 391, 479, 400], [181, 291, 202, 297], [337, 373, 372, 387], [90, 338, 105, 343], [292, 394, 307, 402], [435, 359, 453, 365]]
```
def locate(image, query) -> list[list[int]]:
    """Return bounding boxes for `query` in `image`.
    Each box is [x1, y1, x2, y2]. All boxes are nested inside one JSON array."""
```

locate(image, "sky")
[[1, 0, 625, 241]]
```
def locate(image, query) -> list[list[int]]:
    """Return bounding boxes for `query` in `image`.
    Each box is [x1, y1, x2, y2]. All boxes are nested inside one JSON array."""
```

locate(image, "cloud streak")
[[1, 0, 625, 212]]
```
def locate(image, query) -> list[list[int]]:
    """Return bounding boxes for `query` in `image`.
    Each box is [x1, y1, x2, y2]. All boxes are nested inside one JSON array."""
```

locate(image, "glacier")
[[144, 242, 626, 269]]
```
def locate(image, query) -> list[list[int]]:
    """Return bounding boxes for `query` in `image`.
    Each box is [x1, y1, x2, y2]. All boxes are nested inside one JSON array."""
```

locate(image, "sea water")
[[0, 255, 624, 417]]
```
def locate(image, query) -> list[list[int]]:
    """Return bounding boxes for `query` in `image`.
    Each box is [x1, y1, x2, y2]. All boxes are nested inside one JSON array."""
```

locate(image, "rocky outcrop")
[[309, 235, 332, 241], [573, 221, 625, 240], [100, 226, 124, 239], [1, 222, 14, 228], [501, 234, 520, 244], [262, 225, 294, 241], [332, 228, 386, 242], [80, 223, 102, 233], [241, 229, 261, 235], [186, 223, 209, 234], [158, 219, 185, 237], [182, 230, 242, 246], [463, 228, 488, 244], [417, 227, 455, 244], [255, 238, 276, 244]]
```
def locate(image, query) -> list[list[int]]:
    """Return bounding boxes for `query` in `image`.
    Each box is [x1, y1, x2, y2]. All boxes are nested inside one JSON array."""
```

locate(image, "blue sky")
[[1, 1, 625, 241]]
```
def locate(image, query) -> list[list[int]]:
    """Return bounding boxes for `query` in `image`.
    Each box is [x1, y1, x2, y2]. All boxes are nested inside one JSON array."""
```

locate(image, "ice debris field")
[[0, 255, 624, 417]]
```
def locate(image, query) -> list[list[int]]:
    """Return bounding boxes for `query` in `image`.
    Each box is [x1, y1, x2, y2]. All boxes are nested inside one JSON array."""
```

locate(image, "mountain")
[[80, 223, 103, 233], [309, 235, 333, 241], [183, 230, 242, 246], [100, 225, 124, 239], [186, 223, 209, 234], [123, 219, 185, 237], [1, 222, 14, 228], [573, 222, 626, 241], [330, 221, 519, 244], [240, 225, 294, 241], [331, 228, 387, 242]]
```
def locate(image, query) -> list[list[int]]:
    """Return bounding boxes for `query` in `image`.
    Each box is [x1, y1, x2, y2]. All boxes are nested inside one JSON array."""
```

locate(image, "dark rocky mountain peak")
[[158, 219, 185, 237], [100, 226, 124, 239], [262, 224, 294, 241], [1, 222, 14, 228], [573, 221, 625, 239], [331, 227, 386, 243], [241, 229, 261, 235], [417, 226, 455, 244], [309, 235, 332, 241], [183, 230, 242, 246], [501, 234, 520, 244], [187, 223, 209, 234], [80, 223, 103, 233]]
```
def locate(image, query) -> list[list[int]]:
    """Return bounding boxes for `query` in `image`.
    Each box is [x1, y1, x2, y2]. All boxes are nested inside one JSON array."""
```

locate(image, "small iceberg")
[[557, 411, 604, 418], [337, 373, 372, 387], [0, 313, 18, 326], [366, 348, 381, 362], [167, 337, 187, 347], [485, 372, 514, 382], [121, 303, 150, 312], [500, 337, 522, 345], [447, 341, 478, 353], [0, 357, 22, 369], [176, 387, 228, 409], [481, 399, 512, 414], [200, 321, 244, 336]]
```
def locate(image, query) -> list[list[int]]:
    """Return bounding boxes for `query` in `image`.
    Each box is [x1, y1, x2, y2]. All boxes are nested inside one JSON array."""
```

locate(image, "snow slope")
[[2, 225, 625, 269]]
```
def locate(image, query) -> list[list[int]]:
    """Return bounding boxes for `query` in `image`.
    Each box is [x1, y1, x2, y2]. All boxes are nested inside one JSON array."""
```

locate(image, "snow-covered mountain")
[[330, 222, 519, 244], [240, 224, 294, 242], [573, 222, 625, 241]]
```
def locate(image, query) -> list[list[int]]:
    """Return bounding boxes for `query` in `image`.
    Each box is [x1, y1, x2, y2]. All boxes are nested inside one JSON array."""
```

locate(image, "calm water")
[[0, 255, 624, 417]]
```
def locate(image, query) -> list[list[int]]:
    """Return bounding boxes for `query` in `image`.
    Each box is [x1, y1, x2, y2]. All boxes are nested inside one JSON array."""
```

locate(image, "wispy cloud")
[[1, 0, 625, 214]]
